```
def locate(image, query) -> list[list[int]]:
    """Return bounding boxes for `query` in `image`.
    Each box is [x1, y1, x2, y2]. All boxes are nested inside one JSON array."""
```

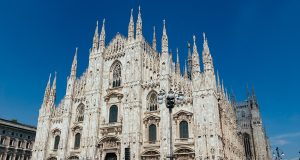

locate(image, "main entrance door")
[[105, 153, 117, 160]]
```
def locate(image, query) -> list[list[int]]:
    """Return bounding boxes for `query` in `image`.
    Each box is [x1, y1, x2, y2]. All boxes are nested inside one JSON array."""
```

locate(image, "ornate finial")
[[138, 5, 141, 13], [188, 42, 191, 48], [131, 8, 133, 15], [102, 19, 105, 25], [203, 32, 206, 41]]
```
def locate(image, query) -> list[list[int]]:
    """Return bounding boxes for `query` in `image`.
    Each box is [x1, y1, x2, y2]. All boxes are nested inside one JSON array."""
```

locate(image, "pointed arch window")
[[76, 103, 84, 122], [147, 91, 158, 111], [111, 62, 122, 88], [243, 133, 252, 158], [54, 135, 60, 150], [109, 105, 118, 123], [149, 124, 157, 142], [241, 111, 246, 118], [179, 120, 189, 138], [74, 133, 81, 149]]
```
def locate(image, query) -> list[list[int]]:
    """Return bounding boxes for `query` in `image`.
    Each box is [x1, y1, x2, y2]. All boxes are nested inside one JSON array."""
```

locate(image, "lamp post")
[[273, 147, 284, 160], [158, 89, 184, 160]]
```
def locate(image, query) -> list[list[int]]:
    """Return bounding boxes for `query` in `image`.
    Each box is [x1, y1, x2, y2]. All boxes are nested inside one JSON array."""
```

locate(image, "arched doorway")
[[105, 153, 117, 160]]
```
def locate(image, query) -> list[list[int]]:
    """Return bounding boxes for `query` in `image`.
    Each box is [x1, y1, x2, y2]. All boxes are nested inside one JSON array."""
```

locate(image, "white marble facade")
[[32, 8, 271, 160]]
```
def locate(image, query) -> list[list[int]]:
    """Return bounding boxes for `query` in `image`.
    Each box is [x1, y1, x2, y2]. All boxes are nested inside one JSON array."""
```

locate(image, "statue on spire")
[[202, 32, 214, 72], [192, 35, 201, 75]]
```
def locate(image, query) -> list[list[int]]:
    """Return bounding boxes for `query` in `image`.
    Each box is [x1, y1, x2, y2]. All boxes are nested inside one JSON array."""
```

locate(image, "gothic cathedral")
[[32, 8, 271, 160]]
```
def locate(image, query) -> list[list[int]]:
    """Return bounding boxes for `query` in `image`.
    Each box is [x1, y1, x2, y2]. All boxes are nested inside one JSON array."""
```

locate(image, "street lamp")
[[158, 89, 184, 160]]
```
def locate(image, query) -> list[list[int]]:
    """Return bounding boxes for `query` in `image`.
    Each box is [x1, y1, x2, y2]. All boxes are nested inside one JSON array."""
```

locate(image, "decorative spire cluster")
[[192, 35, 200, 75], [202, 32, 214, 72]]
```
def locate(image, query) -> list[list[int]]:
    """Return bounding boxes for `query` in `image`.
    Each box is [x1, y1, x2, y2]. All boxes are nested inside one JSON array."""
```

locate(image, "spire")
[[92, 20, 99, 51], [128, 9, 135, 42], [202, 32, 214, 72], [176, 48, 180, 75], [136, 6, 143, 40], [152, 26, 157, 51], [99, 19, 106, 50], [221, 79, 225, 94], [71, 48, 78, 77], [162, 20, 168, 55], [43, 74, 51, 104], [187, 42, 192, 80], [49, 72, 57, 105], [188, 42, 191, 58], [192, 35, 201, 74], [184, 60, 188, 79], [251, 85, 257, 102], [217, 70, 221, 92]]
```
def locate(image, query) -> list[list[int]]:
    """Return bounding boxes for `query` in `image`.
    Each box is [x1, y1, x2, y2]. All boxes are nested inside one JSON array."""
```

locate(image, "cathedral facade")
[[32, 8, 271, 160]]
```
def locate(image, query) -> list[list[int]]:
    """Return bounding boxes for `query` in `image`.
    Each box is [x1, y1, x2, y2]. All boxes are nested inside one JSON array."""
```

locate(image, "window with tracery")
[[149, 124, 157, 142], [241, 111, 246, 118], [54, 135, 60, 150], [243, 133, 252, 158], [147, 91, 158, 111], [76, 103, 84, 122], [109, 105, 118, 123], [179, 120, 189, 138], [74, 133, 81, 149], [111, 62, 122, 88]]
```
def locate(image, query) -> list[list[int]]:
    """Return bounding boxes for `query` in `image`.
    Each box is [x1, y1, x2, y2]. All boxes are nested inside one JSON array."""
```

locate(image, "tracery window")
[[179, 120, 189, 138], [241, 111, 246, 118], [54, 135, 60, 150], [74, 133, 81, 149], [111, 62, 122, 88], [149, 124, 157, 142], [243, 133, 252, 158], [76, 103, 85, 122], [109, 105, 118, 123], [147, 91, 158, 111]]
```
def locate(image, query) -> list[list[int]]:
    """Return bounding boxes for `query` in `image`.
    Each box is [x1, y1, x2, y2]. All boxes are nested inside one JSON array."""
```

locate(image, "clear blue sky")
[[0, 0, 299, 159]]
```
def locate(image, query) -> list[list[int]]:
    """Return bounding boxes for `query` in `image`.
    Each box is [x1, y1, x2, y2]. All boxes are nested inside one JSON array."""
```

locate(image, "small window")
[[9, 139, 14, 146], [109, 105, 118, 123], [74, 133, 81, 149], [54, 135, 60, 150], [26, 142, 30, 149], [149, 124, 157, 142], [0, 137, 5, 145], [18, 141, 22, 148], [179, 120, 189, 138], [2, 130, 5, 134]]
